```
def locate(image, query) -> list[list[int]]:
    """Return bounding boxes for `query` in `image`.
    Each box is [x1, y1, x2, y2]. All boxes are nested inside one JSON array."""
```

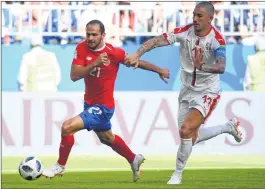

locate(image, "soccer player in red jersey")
[[42, 20, 170, 182]]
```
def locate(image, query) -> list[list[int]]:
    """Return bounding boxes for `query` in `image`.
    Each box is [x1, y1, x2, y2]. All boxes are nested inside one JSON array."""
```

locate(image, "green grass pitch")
[[2, 155, 265, 189]]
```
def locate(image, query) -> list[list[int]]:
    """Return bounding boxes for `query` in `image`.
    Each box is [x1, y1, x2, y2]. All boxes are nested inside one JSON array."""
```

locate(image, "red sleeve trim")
[[212, 27, 226, 45], [162, 33, 170, 44], [162, 24, 192, 44], [173, 23, 193, 34]]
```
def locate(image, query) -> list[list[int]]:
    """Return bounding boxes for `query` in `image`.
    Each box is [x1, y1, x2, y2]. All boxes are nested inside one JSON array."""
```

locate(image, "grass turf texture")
[[2, 169, 265, 189], [2, 155, 265, 188]]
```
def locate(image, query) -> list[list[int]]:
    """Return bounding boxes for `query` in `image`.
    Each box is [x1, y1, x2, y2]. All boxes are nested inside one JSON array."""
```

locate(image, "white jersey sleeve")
[[162, 24, 193, 44]]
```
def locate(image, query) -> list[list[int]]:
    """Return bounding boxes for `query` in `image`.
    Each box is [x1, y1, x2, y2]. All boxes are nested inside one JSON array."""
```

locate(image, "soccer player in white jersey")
[[125, 1, 243, 185]]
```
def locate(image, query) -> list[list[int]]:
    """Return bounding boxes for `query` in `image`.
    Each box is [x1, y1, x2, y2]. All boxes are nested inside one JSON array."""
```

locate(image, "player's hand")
[[124, 53, 140, 69], [95, 52, 109, 66], [192, 46, 204, 70], [159, 68, 170, 84]]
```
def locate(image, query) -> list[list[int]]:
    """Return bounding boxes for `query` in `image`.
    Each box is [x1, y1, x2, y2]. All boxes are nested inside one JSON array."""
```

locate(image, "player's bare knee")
[[99, 137, 112, 146], [61, 121, 74, 136], [98, 135, 114, 146], [108, 135, 115, 144], [180, 122, 193, 138]]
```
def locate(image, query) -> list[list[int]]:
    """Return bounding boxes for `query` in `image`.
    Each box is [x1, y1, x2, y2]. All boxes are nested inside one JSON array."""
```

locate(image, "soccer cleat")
[[130, 154, 145, 182], [167, 170, 182, 185], [227, 118, 243, 143], [42, 163, 65, 178]]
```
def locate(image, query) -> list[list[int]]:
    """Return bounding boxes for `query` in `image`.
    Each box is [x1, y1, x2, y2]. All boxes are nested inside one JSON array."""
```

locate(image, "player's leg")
[[86, 104, 137, 164], [43, 115, 85, 178], [95, 128, 145, 182], [168, 86, 207, 185], [167, 98, 191, 184], [57, 116, 85, 165], [193, 94, 242, 145], [95, 129, 135, 163], [194, 118, 242, 145], [168, 108, 204, 185], [168, 91, 243, 184], [81, 103, 144, 182]]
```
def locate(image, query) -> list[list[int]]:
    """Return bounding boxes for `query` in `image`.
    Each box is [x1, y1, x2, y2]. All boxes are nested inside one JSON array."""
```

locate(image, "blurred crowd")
[[2, 1, 265, 46], [2, 1, 264, 92]]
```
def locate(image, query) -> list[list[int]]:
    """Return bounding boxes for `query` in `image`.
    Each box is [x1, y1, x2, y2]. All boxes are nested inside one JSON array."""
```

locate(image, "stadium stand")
[[2, 1, 265, 91]]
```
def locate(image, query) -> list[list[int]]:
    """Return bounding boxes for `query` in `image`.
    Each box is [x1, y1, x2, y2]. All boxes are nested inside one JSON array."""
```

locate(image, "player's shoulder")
[[172, 23, 193, 34], [106, 43, 124, 51], [105, 43, 125, 54], [76, 40, 87, 50], [105, 43, 114, 49], [104, 43, 126, 62], [75, 40, 89, 57], [211, 26, 226, 46]]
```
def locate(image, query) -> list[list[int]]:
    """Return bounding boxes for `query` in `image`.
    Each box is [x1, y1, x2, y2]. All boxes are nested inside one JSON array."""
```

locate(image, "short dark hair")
[[196, 1, 215, 16], [86, 20, 105, 33]]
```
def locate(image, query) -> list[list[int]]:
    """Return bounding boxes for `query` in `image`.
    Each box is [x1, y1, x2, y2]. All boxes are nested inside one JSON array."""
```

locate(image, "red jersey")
[[72, 41, 126, 109]]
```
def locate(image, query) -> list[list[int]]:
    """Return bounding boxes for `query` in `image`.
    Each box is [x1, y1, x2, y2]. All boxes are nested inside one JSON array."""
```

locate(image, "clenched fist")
[[95, 52, 110, 66], [124, 52, 140, 69], [159, 68, 170, 84]]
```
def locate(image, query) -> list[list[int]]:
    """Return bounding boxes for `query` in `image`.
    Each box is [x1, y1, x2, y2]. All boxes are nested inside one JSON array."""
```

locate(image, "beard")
[[194, 28, 202, 32], [87, 38, 103, 50], [194, 25, 202, 32]]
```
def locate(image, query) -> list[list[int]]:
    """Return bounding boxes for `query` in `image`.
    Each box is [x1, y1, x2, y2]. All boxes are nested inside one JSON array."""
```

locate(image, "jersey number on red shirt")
[[89, 67, 101, 78]]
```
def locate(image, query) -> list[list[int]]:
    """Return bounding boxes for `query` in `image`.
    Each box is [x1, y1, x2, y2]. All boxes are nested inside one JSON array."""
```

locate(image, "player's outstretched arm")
[[136, 60, 170, 84], [136, 35, 170, 57], [124, 35, 169, 68]]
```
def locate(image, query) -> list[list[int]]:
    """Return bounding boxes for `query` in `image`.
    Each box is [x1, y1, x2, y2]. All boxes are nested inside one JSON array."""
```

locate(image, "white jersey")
[[163, 23, 226, 91]]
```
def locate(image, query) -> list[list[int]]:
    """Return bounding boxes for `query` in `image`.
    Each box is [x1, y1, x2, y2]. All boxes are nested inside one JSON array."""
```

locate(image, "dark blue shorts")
[[79, 103, 114, 132]]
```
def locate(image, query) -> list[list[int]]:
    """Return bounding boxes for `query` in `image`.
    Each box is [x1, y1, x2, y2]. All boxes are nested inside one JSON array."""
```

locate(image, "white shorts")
[[177, 86, 221, 128]]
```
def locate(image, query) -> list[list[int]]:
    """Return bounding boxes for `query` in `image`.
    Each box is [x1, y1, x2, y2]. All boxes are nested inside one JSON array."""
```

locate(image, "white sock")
[[194, 123, 231, 145], [176, 138, 192, 173]]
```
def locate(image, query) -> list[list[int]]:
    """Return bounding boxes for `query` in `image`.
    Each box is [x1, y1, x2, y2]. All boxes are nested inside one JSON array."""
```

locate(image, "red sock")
[[110, 135, 136, 163], [57, 135, 74, 166]]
